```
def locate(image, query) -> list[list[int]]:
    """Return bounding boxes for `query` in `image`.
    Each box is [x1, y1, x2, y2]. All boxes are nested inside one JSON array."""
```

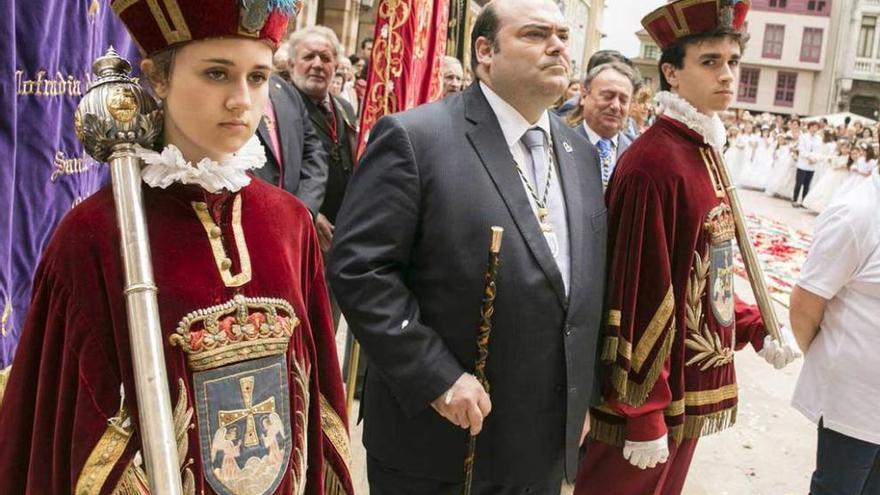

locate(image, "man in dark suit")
[[288, 26, 357, 253], [329, 0, 607, 492], [573, 62, 638, 190], [253, 74, 328, 217]]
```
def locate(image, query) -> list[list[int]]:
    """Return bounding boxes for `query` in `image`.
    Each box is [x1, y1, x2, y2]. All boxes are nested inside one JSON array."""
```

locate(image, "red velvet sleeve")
[[733, 296, 767, 352], [300, 224, 354, 495], [0, 263, 134, 494], [601, 170, 676, 442]]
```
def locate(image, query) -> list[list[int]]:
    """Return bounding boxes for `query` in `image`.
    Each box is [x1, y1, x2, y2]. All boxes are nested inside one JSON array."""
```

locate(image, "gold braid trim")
[[588, 414, 626, 447], [632, 287, 675, 373], [323, 461, 348, 495], [75, 406, 133, 495], [320, 394, 352, 469], [685, 384, 738, 407], [608, 315, 676, 408], [601, 336, 631, 362], [0, 365, 10, 407]]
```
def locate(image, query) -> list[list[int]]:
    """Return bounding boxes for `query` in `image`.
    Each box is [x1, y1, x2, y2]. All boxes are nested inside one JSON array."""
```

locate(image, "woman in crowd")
[[766, 133, 798, 199]]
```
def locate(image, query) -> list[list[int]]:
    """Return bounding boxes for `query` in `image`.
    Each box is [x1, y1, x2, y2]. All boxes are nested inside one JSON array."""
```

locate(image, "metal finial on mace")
[[462, 226, 504, 495], [75, 47, 184, 494]]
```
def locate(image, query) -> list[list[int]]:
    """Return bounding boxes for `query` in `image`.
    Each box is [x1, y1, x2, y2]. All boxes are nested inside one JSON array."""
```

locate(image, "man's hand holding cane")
[[432, 373, 493, 436]]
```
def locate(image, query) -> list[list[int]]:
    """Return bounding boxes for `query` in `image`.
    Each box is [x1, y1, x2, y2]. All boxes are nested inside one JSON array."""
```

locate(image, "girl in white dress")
[[839, 144, 878, 196], [765, 133, 797, 199], [803, 141, 852, 213], [739, 125, 774, 189], [725, 124, 753, 183]]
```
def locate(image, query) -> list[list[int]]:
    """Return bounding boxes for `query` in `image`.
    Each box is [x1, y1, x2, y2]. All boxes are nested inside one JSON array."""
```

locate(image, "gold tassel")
[[0, 365, 10, 407], [323, 462, 348, 495], [111, 460, 149, 495], [683, 406, 737, 439]]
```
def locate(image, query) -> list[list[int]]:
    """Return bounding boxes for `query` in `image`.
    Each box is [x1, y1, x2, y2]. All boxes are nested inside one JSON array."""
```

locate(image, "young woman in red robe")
[[0, 1, 352, 494]]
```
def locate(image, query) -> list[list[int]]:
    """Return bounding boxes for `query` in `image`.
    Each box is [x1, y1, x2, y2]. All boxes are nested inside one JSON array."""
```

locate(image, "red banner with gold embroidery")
[[357, 0, 449, 156]]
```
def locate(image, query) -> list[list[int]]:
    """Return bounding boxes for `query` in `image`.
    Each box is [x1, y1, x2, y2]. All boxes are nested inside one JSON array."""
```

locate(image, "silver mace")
[[74, 47, 184, 494]]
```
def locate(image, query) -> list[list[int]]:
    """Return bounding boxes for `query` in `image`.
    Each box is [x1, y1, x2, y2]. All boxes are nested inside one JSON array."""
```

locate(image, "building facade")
[[735, 0, 835, 116], [633, 0, 842, 116], [827, 0, 880, 118]]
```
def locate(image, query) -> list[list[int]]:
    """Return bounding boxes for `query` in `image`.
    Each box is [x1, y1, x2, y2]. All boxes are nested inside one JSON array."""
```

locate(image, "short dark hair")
[[657, 28, 748, 91], [470, 2, 501, 79], [586, 50, 634, 72], [361, 37, 373, 49]]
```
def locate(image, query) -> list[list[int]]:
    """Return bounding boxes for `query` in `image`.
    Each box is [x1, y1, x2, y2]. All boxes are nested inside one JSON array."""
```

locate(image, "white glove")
[[757, 325, 802, 369], [622, 434, 669, 470]]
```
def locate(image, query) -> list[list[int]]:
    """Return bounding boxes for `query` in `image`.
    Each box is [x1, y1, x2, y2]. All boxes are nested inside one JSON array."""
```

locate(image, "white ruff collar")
[[654, 91, 727, 150], [136, 136, 266, 193]]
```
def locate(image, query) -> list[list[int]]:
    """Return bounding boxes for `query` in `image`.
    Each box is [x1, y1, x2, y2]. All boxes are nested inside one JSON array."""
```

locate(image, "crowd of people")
[[721, 113, 879, 213]]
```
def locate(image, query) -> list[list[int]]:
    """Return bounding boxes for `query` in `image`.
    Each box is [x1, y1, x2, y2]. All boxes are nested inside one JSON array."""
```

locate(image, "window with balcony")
[[763, 24, 785, 58], [800, 27, 823, 62], [643, 44, 659, 60], [858, 16, 876, 58], [738, 68, 760, 103], [774, 72, 797, 107]]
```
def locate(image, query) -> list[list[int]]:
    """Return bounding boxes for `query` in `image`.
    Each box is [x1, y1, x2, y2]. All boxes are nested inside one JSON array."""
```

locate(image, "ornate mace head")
[[74, 47, 162, 162]]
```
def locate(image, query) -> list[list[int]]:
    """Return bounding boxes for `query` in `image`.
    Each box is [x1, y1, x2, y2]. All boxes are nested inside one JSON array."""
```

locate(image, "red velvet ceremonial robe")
[[0, 177, 352, 495], [589, 115, 767, 447]]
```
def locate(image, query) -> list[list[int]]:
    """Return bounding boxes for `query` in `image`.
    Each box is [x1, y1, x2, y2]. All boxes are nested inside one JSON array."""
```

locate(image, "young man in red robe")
[[0, 1, 353, 493], [574, 1, 801, 494]]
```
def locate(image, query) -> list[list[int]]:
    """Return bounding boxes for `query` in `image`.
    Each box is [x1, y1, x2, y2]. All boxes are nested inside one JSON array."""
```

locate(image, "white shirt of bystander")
[[792, 168, 880, 445]]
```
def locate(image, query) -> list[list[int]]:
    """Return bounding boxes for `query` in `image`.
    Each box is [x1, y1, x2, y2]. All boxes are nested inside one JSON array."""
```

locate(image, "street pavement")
[[336, 188, 820, 494]]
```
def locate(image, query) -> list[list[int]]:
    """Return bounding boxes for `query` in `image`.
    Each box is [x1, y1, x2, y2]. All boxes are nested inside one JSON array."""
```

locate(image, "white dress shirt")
[[796, 132, 823, 172], [480, 82, 570, 293], [793, 168, 880, 445]]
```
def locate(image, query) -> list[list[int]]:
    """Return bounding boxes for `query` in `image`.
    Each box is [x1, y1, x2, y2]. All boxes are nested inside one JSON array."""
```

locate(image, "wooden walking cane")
[[704, 148, 782, 343], [462, 226, 504, 495]]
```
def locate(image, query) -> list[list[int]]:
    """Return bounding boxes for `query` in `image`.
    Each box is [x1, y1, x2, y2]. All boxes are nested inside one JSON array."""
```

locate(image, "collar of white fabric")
[[135, 135, 266, 193], [654, 91, 727, 150]]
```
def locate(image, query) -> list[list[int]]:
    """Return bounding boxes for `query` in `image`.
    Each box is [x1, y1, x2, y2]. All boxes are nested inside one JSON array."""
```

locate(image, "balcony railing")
[[853, 57, 880, 75]]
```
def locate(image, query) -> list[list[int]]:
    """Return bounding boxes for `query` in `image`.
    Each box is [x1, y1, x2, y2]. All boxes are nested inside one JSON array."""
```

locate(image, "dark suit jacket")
[[329, 84, 607, 485], [296, 88, 357, 224], [253, 75, 328, 217]]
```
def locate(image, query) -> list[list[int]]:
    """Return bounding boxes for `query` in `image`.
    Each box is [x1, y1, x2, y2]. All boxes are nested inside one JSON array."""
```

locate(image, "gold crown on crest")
[[169, 294, 300, 371], [704, 204, 736, 245]]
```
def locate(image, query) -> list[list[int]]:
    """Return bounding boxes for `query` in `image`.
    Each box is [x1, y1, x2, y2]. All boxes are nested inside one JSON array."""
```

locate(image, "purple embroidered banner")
[[0, 1, 138, 368]]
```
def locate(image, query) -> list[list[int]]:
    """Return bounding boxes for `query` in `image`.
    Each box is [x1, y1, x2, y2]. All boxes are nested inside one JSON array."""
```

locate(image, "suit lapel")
[[464, 86, 568, 307], [551, 118, 585, 307], [256, 114, 278, 166], [272, 83, 294, 169]]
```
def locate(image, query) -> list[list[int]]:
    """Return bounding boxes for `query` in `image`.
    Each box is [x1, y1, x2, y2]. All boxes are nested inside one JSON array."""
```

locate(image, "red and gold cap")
[[111, 0, 302, 55], [641, 0, 750, 50]]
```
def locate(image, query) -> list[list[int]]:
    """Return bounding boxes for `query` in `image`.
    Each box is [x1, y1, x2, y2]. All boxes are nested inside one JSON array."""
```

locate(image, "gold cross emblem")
[[218, 376, 277, 447]]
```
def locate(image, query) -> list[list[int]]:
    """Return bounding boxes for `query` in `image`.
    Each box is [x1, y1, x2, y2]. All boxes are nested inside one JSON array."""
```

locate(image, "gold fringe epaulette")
[[589, 405, 737, 447], [607, 319, 675, 408]]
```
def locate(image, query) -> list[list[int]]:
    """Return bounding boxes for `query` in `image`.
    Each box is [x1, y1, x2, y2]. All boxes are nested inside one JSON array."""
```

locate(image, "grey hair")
[[582, 61, 639, 93], [287, 25, 342, 60], [442, 56, 462, 69]]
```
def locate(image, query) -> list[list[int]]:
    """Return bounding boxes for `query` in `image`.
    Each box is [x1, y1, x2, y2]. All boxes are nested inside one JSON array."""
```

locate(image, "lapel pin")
[[275, 83, 282, 89], [563, 141, 573, 153]]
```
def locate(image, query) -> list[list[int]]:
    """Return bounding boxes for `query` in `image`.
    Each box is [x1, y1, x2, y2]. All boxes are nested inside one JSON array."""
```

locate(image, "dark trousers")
[[367, 455, 562, 495], [794, 169, 816, 203], [811, 421, 880, 495]]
